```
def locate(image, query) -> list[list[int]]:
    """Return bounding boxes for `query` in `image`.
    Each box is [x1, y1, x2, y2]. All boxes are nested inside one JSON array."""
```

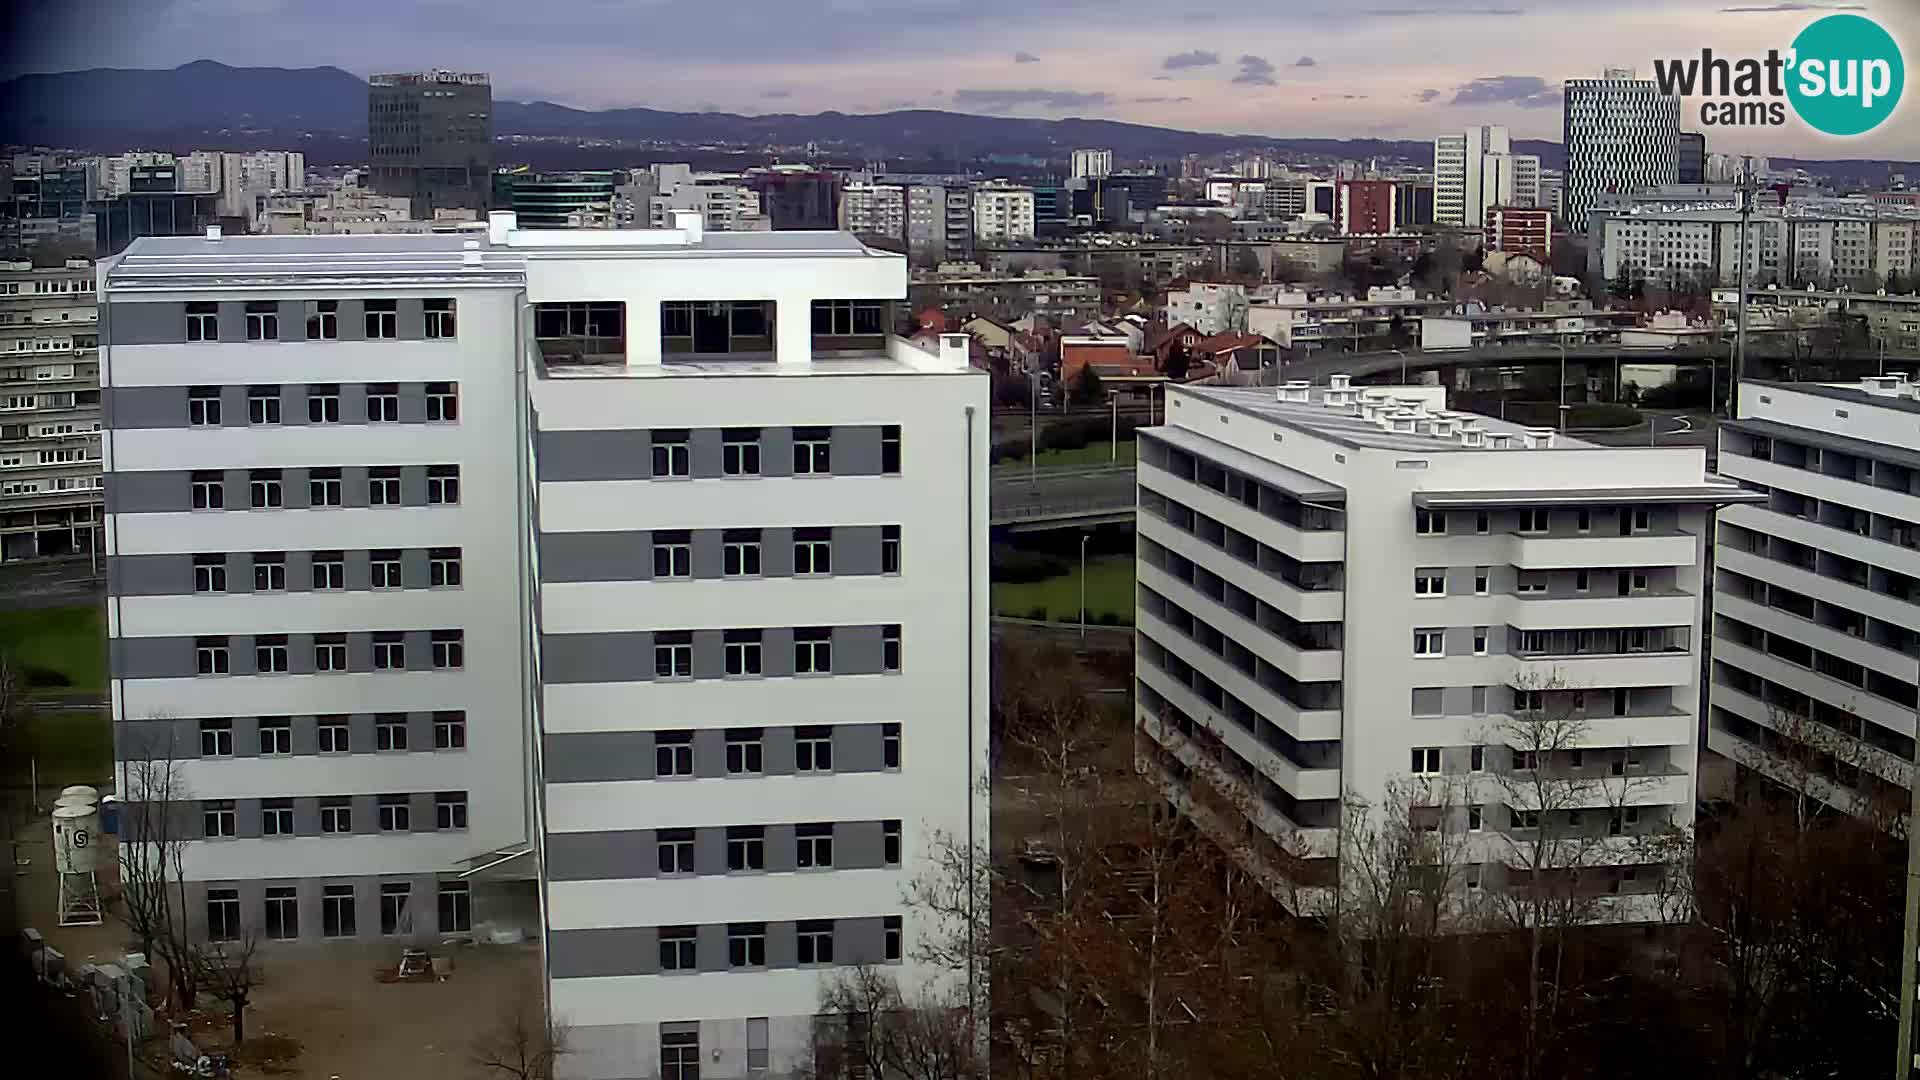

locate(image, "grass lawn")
[[12, 709, 112, 788], [0, 604, 107, 691], [997, 440, 1138, 471], [993, 554, 1136, 624]]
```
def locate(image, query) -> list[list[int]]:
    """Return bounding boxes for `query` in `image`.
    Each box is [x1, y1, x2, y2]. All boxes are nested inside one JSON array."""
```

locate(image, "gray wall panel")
[[833, 426, 884, 475], [110, 554, 186, 596], [836, 526, 883, 576], [692, 727, 726, 778], [108, 302, 184, 345], [761, 528, 794, 577], [689, 428, 724, 480], [834, 625, 885, 675], [547, 831, 651, 882], [538, 531, 649, 583], [106, 386, 186, 429], [216, 302, 246, 343], [549, 928, 657, 979], [114, 635, 194, 679], [546, 732, 655, 782], [838, 916, 887, 966], [764, 824, 796, 873], [837, 821, 885, 869], [106, 470, 187, 515], [538, 430, 652, 482], [542, 632, 652, 684], [335, 300, 365, 341], [761, 427, 794, 478], [837, 724, 885, 773]]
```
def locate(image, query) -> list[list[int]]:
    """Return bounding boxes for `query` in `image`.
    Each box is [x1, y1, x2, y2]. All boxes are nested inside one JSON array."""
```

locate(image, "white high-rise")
[[838, 182, 907, 240], [1072, 148, 1114, 180], [1563, 69, 1680, 232], [971, 183, 1036, 243], [1433, 126, 1539, 228], [101, 213, 989, 1078], [1135, 378, 1757, 921]]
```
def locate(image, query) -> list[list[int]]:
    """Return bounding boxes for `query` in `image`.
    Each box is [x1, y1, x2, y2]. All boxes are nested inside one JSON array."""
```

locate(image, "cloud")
[[1719, 2, 1864, 11], [1132, 95, 1194, 104], [1416, 88, 1442, 102], [1313, 93, 1369, 101], [1294, 56, 1318, 68], [1233, 54, 1276, 85], [1162, 49, 1220, 69], [1013, 50, 1040, 63], [760, 89, 791, 99], [1449, 74, 1562, 108], [1367, 6, 1524, 14], [951, 87, 1113, 111]]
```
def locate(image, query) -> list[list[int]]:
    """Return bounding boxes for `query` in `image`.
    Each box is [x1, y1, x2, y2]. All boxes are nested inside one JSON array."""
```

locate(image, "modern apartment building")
[[1135, 379, 1757, 919], [1710, 377, 1920, 817], [1, 258, 102, 562], [1600, 204, 1920, 290], [368, 70, 493, 218], [1563, 69, 1681, 233], [838, 183, 906, 242], [1071, 148, 1114, 180], [100, 215, 988, 1079], [971, 183, 1037, 244], [1433, 125, 1539, 229], [904, 183, 973, 265]]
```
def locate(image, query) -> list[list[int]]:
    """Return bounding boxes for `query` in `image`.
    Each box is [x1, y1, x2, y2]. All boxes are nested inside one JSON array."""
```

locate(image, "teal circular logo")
[[1787, 14, 1904, 136]]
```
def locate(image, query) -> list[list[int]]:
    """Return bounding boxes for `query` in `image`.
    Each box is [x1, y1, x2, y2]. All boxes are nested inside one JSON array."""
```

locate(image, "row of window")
[[187, 383, 458, 426], [1411, 567, 1652, 597], [204, 879, 469, 942], [189, 466, 460, 510], [193, 548, 462, 592], [648, 425, 901, 478], [653, 724, 902, 778], [201, 791, 467, 838], [653, 820, 903, 874], [1406, 743, 1650, 779], [1414, 506, 1657, 537], [184, 299, 456, 343], [644, 626, 902, 680], [198, 712, 466, 756], [1410, 626, 1670, 659], [649, 528, 900, 579], [193, 631, 465, 675], [651, 916, 903, 972]]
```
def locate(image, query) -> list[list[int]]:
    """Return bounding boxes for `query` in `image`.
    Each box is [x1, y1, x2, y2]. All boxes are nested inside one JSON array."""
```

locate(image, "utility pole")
[[1733, 155, 1754, 420]]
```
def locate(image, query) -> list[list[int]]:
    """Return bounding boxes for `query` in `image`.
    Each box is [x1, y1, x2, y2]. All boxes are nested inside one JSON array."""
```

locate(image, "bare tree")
[[195, 932, 261, 1046], [471, 996, 572, 1080], [806, 966, 984, 1080], [0, 652, 29, 753], [116, 718, 200, 1010]]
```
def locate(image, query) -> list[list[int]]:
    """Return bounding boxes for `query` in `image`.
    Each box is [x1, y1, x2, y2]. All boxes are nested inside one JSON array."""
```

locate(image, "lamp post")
[[1109, 392, 1119, 462], [1029, 361, 1039, 488], [1555, 340, 1569, 433], [1391, 347, 1408, 385], [1079, 532, 1090, 645]]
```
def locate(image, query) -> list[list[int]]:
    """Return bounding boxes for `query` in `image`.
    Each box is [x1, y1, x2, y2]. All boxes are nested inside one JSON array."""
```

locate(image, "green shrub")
[[991, 547, 1070, 584], [1026, 606, 1049, 622], [25, 665, 71, 688]]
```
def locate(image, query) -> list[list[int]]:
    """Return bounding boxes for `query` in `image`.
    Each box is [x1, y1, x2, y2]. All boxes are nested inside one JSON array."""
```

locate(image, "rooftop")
[[1179, 383, 1602, 453], [1749, 377, 1920, 416]]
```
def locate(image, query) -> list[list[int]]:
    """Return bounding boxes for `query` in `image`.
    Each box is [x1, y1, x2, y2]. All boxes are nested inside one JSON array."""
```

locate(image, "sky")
[[4, 0, 1917, 158]]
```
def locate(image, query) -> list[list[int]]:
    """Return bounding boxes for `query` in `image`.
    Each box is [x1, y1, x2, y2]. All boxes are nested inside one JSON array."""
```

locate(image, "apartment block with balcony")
[[1711, 377, 1920, 817], [1, 258, 103, 562], [1136, 377, 1757, 921]]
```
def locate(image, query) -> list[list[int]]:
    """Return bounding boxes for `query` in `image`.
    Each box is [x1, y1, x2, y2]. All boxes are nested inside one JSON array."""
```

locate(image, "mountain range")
[[2, 61, 1914, 184]]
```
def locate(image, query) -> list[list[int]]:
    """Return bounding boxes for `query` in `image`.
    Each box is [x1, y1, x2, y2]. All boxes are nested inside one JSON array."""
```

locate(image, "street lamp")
[[1554, 340, 1569, 433], [1028, 361, 1039, 488], [1390, 347, 1408, 385], [1079, 532, 1091, 645], [1109, 392, 1119, 462]]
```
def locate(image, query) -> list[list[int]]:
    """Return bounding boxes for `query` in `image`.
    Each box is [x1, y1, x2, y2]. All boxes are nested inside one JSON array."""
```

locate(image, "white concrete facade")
[[1136, 380, 1754, 920], [0, 259, 103, 562], [1072, 148, 1114, 180], [1433, 126, 1538, 229], [971, 184, 1036, 243]]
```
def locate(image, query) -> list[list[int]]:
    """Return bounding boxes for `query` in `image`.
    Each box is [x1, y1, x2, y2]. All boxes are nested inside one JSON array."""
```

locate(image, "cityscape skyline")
[[5, 0, 1916, 159]]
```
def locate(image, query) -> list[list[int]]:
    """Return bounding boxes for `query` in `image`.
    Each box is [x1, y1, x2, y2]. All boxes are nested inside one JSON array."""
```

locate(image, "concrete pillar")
[[627, 299, 662, 368], [776, 297, 812, 366]]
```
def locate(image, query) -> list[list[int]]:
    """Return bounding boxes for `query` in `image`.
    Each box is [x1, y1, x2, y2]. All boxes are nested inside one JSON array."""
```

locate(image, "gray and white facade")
[[1135, 380, 1756, 920], [1562, 70, 1680, 233], [2, 258, 103, 562], [101, 216, 989, 1079], [1710, 378, 1920, 816]]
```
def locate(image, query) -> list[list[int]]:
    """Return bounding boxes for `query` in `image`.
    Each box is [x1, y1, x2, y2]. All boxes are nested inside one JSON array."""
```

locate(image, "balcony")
[[1138, 612, 1342, 745], [1135, 672, 1342, 802], [1711, 638, 1915, 737], [1138, 706, 1340, 858], [1506, 592, 1697, 631], [1508, 531, 1698, 570], [1139, 561, 1342, 683], [1138, 513, 1343, 624], [1138, 464, 1343, 564]]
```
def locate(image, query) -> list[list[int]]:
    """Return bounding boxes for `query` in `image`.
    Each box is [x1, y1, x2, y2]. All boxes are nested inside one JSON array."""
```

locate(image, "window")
[[364, 299, 398, 339], [657, 829, 695, 875], [306, 301, 338, 341], [1576, 508, 1591, 533], [797, 920, 835, 965], [747, 1018, 769, 1074], [424, 299, 456, 339], [1474, 567, 1489, 595], [1514, 748, 1540, 771], [652, 430, 690, 477], [200, 718, 233, 757], [656, 731, 694, 777], [307, 383, 339, 423], [729, 923, 768, 968], [654, 631, 692, 679], [792, 528, 833, 574], [813, 299, 887, 336], [795, 627, 833, 674], [318, 715, 349, 752], [196, 636, 230, 675], [191, 470, 225, 510], [185, 302, 219, 342], [252, 551, 286, 592], [1575, 570, 1589, 593], [883, 624, 901, 673], [727, 826, 766, 871], [722, 428, 761, 475], [245, 384, 280, 422], [188, 386, 221, 426], [308, 467, 343, 507], [1515, 689, 1546, 713], [882, 425, 901, 474], [1517, 574, 1548, 595], [193, 553, 227, 593], [206, 888, 241, 941], [1410, 747, 1441, 775], [248, 469, 283, 509], [322, 884, 355, 937], [1511, 808, 1540, 830], [795, 725, 834, 772], [435, 791, 468, 830], [312, 550, 345, 590], [794, 426, 831, 474], [258, 715, 292, 754], [723, 530, 761, 576], [429, 547, 462, 588], [203, 800, 236, 838], [262, 797, 294, 836], [1414, 570, 1445, 596], [427, 465, 460, 505], [372, 632, 405, 670], [884, 820, 902, 865], [725, 630, 762, 677], [1415, 508, 1446, 535], [378, 794, 411, 832], [425, 381, 457, 422], [379, 882, 411, 935], [1468, 806, 1483, 832], [371, 550, 403, 589], [313, 795, 354, 836], [1519, 508, 1549, 534], [1630, 571, 1648, 593], [726, 728, 763, 774], [661, 1029, 700, 1080], [883, 723, 901, 769], [1473, 627, 1488, 656], [883, 914, 903, 962], [434, 711, 467, 750], [438, 882, 471, 933], [374, 713, 409, 754], [244, 300, 280, 342], [1413, 629, 1444, 658], [1470, 745, 1485, 772], [653, 531, 691, 578], [431, 630, 464, 670], [882, 525, 901, 574], [1630, 508, 1651, 533], [797, 822, 834, 869], [366, 384, 399, 422]]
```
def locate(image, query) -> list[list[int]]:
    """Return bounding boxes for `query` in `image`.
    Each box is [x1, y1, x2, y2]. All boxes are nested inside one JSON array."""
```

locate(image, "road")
[[991, 464, 1137, 527]]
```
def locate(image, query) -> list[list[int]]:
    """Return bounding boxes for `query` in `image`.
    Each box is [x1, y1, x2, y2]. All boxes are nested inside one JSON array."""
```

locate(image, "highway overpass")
[[991, 465, 1137, 529]]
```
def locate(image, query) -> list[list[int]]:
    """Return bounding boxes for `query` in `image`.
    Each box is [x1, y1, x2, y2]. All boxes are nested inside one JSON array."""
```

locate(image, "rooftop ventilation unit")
[[1860, 374, 1906, 397], [1431, 416, 1459, 438], [1486, 431, 1515, 449], [1387, 411, 1417, 434], [1521, 428, 1556, 450], [1328, 373, 1353, 391], [1458, 426, 1486, 448], [1277, 380, 1312, 404]]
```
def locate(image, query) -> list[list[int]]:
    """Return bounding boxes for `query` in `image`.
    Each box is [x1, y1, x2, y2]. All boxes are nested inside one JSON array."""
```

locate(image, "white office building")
[[1710, 377, 1920, 817], [1433, 126, 1540, 229], [1134, 379, 1756, 921], [101, 215, 989, 1078], [971, 183, 1037, 244], [1563, 69, 1681, 233], [1072, 148, 1114, 180]]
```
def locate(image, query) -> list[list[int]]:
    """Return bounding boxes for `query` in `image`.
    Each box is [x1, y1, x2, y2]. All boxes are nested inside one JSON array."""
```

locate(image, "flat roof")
[[1413, 485, 1765, 509], [1725, 415, 1920, 471], [541, 355, 979, 380], [1177, 384, 1603, 453], [1746, 379, 1920, 417], [1141, 426, 1344, 503]]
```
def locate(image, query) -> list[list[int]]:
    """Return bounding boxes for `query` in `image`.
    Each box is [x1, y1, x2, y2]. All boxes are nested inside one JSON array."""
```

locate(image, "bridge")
[[1278, 342, 1730, 383], [991, 465, 1137, 529]]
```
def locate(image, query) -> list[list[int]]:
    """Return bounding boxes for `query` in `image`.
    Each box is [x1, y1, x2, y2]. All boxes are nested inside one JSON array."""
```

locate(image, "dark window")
[[656, 731, 694, 776], [427, 465, 460, 505], [793, 426, 831, 474], [659, 926, 696, 970], [431, 629, 464, 669], [307, 383, 340, 422], [191, 471, 224, 509], [727, 825, 766, 871], [248, 469, 283, 509], [883, 819, 901, 865], [796, 919, 835, 965], [376, 714, 408, 752], [723, 529, 762, 576], [257, 715, 292, 754], [206, 888, 240, 941], [728, 922, 767, 968], [312, 550, 345, 590], [661, 1030, 700, 1080], [883, 624, 901, 673], [652, 430, 690, 478], [794, 527, 832, 575], [657, 829, 695, 874], [723, 428, 761, 476], [318, 715, 349, 752], [426, 381, 458, 421], [245, 301, 279, 342], [195, 636, 230, 675], [795, 725, 833, 771], [435, 791, 468, 830], [726, 727, 763, 774], [368, 467, 401, 505], [882, 525, 901, 574], [724, 629, 762, 676], [306, 301, 338, 341], [185, 302, 219, 342], [884, 915, 902, 961], [246, 386, 280, 425], [264, 886, 298, 939], [796, 822, 833, 869], [188, 386, 221, 426], [365, 299, 398, 339], [377, 794, 410, 832], [883, 723, 901, 769], [308, 468, 343, 507], [653, 530, 692, 578], [795, 628, 832, 675], [424, 299, 456, 339], [199, 718, 233, 756], [366, 384, 399, 422], [882, 425, 901, 474], [654, 631, 693, 679], [438, 882, 471, 932], [252, 551, 285, 592], [261, 797, 294, 836], [434, 711, 467, 749], [430, 547, 463, 588], [193, 553, 227, 593]]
